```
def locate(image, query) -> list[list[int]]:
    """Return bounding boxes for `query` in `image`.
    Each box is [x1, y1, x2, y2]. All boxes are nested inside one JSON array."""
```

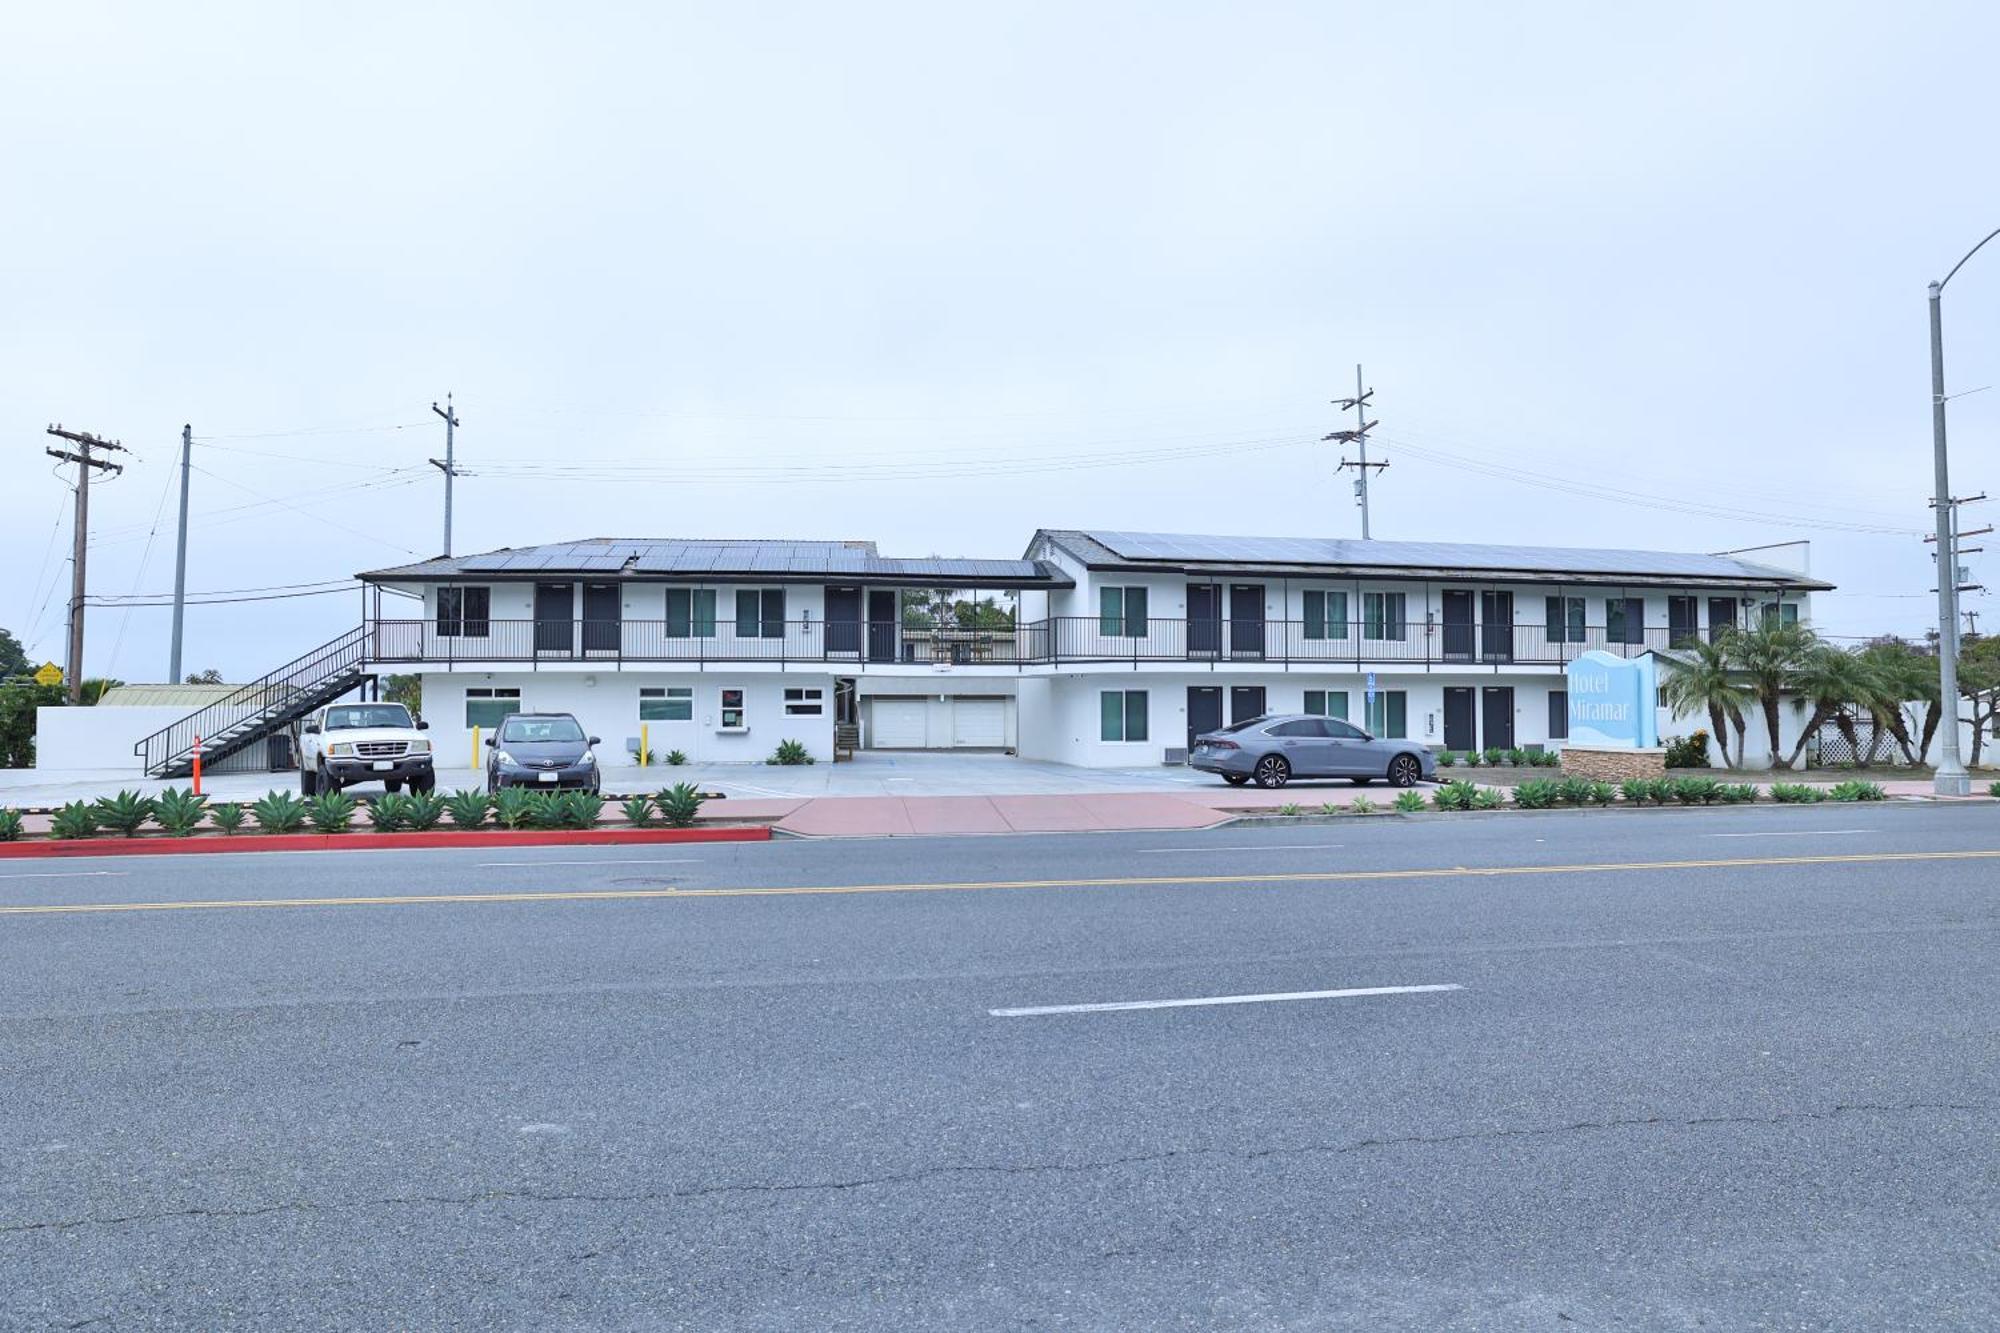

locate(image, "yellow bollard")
[[471, 724, 480, 769], [641, 723, 649, 767]]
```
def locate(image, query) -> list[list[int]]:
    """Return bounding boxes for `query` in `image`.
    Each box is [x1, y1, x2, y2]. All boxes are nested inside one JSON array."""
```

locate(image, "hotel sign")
[[1565, 650, 1658, 749]]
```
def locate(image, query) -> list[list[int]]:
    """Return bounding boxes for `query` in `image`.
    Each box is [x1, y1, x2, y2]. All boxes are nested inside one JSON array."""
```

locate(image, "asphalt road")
[[4, 804, 1999, 1330]]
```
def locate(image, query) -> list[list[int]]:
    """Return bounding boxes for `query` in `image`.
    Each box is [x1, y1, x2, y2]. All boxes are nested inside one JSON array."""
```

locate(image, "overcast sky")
[[5, 2, 1997, 681]]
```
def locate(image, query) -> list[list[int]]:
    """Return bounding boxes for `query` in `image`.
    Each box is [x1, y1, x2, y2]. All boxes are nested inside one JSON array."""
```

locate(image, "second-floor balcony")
[[363, 616, 1720, 670]]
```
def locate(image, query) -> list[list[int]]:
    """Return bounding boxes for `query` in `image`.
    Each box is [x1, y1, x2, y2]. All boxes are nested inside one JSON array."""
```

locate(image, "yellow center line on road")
[[1, 848, 1997, 917]]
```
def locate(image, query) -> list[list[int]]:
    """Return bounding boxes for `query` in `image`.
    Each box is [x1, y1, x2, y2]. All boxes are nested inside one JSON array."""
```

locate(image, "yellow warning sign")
[[33, 662, 63, 688]]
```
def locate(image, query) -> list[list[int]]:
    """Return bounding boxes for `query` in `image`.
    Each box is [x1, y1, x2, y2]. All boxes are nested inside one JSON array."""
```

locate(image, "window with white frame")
[[1303, 688, 1350, 719], [1098, 586, 1148, 637], [666, 589, 717, 638], [784, 687, 824, 716], [1303, 590, 1348, 640], [1363, 592, 1406, 640], [436, 586, 491, 638], [1544, 596, 1585, 644], [719, 687, 746, 730], [734, 590, 786, 638], [639, 686, 693, 721], [1099, 689, 1149, 742], [465, 686, 520, 729]]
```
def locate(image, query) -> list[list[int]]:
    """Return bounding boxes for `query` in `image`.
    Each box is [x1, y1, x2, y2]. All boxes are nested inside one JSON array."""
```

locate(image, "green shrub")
[[1663, 733, 1712, 769], [404, 790, 447, 831], [1481, 747, 1505, 767], [1471, 787, 1503, 810], [1512, 779, 1561, 810], [1768, 782, 1827, 804], [770, 739, 814, 766], [1437, 750, 1457, 768], [0, 808, 24, 841], [1550, 776, 1590, 806], [1829, 780, 1886, 802], [251, 790, 307, 834], [1347, 797, 1374, 815], [1989, 780, 2000, 797], [153, 787, 209, 837], [559, 790, 606, 829], [208, 801, 246, 835], [1320, 801, 1342, 815], [1431, 780, 1478, 812], [492, 787, 536, 829], [665, 750, 688, 766], [1278, 802, 1303, 816], [656, 782, 705, 828], [1717, 783, 1759, 804], [1620, 778, 1659, 805], [526, 791, 566, 829], [1505, 748, 1530, 768], [306, 789, 358, 833], [1393, 789, 1427, 813], [621, 795, 657, 826], [366, 793, 413, 832], [1587, 781, 1615, 806], [94, 789, 156, 836], [445, 789, 491, 828], [1536, 749, 1562, 767], [1666, 776, 1722, 805], [51, 801, 99, 840]]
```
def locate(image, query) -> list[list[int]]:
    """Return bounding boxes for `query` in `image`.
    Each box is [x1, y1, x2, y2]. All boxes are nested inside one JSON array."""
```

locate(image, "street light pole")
[[1927, 226, 2000, 797]]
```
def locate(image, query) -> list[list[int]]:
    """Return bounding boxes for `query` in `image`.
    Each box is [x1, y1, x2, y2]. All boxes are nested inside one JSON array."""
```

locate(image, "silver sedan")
[[1189, 714, 1438, 789]]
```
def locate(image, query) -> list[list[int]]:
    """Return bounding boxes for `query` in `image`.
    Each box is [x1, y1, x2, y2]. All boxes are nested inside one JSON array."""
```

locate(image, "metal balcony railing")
[[359, 617, 1685, 668]]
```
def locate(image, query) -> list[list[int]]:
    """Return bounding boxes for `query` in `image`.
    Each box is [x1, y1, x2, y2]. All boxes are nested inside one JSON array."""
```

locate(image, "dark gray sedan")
[[485, 712, 602, 794], [1189, 714, 1437, 789]]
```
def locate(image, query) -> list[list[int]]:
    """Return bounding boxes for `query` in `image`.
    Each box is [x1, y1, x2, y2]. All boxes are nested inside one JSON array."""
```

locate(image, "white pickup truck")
[[299, 701, 436, 795]]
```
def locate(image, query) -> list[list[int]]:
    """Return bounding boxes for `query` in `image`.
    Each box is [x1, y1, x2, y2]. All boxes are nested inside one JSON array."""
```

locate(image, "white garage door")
[[872, 699, 929, 749], [950, 698, 1007, 748]]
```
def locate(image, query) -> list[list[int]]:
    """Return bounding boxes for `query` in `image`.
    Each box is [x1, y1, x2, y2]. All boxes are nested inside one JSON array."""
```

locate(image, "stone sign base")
[[1560, 746, 1666, 782]]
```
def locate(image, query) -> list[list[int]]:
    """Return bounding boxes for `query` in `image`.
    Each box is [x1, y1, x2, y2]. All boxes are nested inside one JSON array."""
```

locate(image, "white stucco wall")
[[420, 670, 836, 766], [34, 706, 273, 774]]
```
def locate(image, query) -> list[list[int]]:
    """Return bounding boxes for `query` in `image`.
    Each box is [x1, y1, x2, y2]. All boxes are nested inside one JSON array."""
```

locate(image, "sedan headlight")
[[329, 743, 355, 757], [494, 750, 516, 767], [579, 749, 595, 766], [408, 739, 431, 754]]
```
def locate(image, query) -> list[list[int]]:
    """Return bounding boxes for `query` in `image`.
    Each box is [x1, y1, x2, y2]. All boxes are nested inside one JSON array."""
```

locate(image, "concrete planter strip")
[[0, 826, 769, 860]]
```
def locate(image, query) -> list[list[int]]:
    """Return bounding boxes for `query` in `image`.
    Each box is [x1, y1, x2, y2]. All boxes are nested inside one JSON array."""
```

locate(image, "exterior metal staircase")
[[135, 626, 371, 778]]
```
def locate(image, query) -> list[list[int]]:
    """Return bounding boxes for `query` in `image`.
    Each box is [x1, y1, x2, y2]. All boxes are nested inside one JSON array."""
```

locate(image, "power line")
[[85, 584, 362, 608], [188, 464, 421, 555]]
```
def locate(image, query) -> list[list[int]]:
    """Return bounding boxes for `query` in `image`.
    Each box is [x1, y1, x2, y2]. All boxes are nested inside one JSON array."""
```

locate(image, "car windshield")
[[500, 717, 585, 743], [323, 705, 413, 730], [1217, 717, 1268, 734]]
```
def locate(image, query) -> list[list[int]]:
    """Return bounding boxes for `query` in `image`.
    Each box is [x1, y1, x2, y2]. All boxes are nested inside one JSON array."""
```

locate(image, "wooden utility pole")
[[45, 425, 127, 704]]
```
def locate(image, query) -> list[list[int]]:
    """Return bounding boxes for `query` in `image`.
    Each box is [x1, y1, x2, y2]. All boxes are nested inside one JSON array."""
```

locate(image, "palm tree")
[[1722, 622, 1817, 768], [1660, 636, 1751, 768], [1778, 644, 1875, 769], [1857, 638, 1936, 765]]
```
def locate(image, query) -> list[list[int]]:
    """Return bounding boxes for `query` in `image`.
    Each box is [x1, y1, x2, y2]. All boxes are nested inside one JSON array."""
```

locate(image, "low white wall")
[[420, 671, 836, 766], [34, 706, 273, 775]]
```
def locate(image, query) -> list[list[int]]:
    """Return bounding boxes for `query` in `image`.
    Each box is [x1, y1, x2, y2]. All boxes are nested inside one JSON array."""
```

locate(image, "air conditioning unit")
[[1164, 746, 1189, 765]]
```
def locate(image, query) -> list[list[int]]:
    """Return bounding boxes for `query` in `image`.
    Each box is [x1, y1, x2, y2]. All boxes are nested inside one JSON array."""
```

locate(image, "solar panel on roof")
[[1084, 530, 1796, 581]]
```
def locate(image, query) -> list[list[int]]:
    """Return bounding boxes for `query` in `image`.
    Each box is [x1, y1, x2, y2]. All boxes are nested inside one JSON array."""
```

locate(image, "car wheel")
[[384, 779, 403, 794], [301, 765, 318, 797], [1388, 754, 1422, 787], [1254, 755, 1290, 789], [1222, 774, 1249, 787], [411, 772, 436, 795], [319, 765, 339, 794]]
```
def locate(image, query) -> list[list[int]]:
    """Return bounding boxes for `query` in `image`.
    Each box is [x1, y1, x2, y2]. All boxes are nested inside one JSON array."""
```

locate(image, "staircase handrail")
[[133, 625, 371, 773]]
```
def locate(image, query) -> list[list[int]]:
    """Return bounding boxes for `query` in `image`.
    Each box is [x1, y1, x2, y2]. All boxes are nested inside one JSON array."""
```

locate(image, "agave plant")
[[306, 789, 358, 833], [251, 790, 308, 834], [656, 782, 705, 828], [526, 791, 567, 829], [444, 789, 491, 829], [621, 795, 656, 826], [1392, 789, 1427, 813], [0, 808, 23, 841], [560, 791, 606, 829], [492, 787, 537, 830], [404, 790, 448, 831], [153, 786, 210, 837], [366, 792, 413, 832], [208, 802, 247, 835], [94, 789, 156, 836], [665, 750, 688, 766], [50, 801, 100, 840]]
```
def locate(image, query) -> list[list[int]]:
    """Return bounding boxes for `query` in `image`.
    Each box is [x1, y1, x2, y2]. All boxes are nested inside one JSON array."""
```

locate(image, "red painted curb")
[[0, 826, 769, 859]]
